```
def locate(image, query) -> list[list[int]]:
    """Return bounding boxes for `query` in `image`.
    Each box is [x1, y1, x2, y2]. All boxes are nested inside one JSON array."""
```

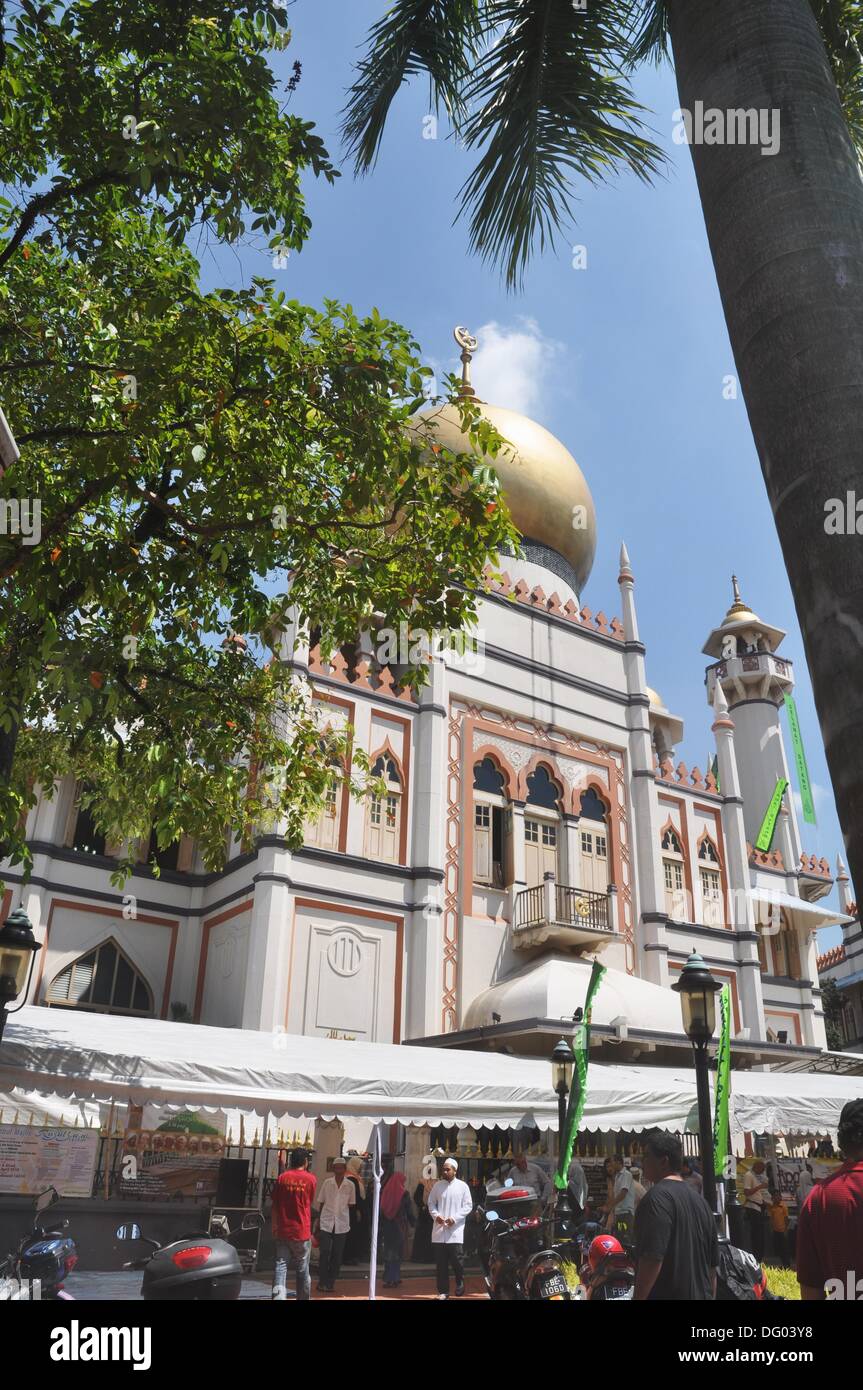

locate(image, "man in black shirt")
[[634, 1130, 718, 1300]]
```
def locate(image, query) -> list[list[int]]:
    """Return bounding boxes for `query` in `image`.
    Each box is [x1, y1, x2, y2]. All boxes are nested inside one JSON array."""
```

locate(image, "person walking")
[[767, 1191, 790, 1267], [270, 1148, 317, 1301], [411, 1175, 435, 1263], [314, 1156, 355, 1293], [379, 1170, 416, 1288], [797, 1099, 863, 1299], [342, 1156, 366, 1265], [428, 1158, 473, 1300], [741, 1159, 770, 1261], [633, 1131, 718, 1301], [603, 1154, 637, 1241]]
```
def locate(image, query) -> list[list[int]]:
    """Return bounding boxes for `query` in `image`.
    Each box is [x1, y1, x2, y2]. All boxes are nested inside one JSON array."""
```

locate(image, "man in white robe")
[[428, 1158, 474, 1299]]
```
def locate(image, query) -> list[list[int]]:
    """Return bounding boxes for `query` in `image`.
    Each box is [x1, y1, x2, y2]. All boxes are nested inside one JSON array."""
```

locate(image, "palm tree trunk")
[[667, 0, 863, 899]]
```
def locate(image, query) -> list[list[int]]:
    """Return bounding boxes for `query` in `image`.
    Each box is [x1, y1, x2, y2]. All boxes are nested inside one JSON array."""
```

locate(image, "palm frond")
[[458, 1, 664, 288], [342, 0, 482, 173], [810, 0, 863, 155], [623, 0, 670, 66]]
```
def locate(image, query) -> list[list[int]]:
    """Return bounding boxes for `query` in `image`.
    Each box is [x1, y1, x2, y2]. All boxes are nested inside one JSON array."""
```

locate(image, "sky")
[[202, 1, 848, 944]]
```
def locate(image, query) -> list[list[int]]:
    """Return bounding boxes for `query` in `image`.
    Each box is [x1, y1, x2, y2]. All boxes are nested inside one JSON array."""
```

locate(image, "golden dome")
[[410, 400, 597, 595], [646, 685, 664, 709]]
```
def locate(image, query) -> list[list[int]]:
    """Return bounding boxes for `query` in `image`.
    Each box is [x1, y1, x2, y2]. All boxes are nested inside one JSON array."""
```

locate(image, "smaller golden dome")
[[646, 686, 664, 709], [702, 575, 786, 658]]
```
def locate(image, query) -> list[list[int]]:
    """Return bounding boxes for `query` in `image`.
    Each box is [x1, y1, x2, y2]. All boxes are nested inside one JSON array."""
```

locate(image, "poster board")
[[117, 1112, 226, 1201], [0, 1124, 99, 1197]]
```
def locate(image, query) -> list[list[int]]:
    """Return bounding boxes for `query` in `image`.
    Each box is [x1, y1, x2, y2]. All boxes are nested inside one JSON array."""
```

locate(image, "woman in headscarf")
[[379, 1170, 416, 1288], [342, 1155, 367, 1264]]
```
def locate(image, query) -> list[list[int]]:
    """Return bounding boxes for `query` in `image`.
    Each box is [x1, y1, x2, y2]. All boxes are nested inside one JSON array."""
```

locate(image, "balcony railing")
[[513, 874, 616, 944]]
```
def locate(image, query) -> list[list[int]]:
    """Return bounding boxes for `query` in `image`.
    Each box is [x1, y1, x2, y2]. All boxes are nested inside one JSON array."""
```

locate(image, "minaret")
[[836, 855, 855, 914], [711, 681, 766, 1040], [702, 577, 801, 873], [618, 542, 669, 986]]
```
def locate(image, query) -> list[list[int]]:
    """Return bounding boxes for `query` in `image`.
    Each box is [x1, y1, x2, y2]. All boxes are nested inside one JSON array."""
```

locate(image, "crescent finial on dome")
[[454, 325, 477, 397]]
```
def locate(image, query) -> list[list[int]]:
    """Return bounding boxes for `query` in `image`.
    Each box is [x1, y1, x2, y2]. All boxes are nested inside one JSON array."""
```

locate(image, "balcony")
[[513, 873, 617, 951]]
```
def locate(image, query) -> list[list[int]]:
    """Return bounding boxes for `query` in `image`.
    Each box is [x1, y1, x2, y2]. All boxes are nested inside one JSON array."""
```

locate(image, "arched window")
[[526, 765, 560, 809], [697, 835, 722, 926], [524, 765, 562, 887], [71, 791, 106, 857], [661, 824, 686, 919], [146, 828, 180, 873], [46, 940, 153, 1016], [365, 754, 402, 863], [473, 758, 509, 888], [578, 788, 609, 893]]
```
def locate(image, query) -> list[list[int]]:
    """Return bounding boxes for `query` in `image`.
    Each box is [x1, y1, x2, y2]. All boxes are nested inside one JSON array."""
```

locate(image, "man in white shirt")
[[742, 1159, 770, 1262], [428, 1159, 474, 1300], [603, 1155, 636, 1238], [314, 1156, 355, 1293], [504, 1150, 552, 1204]]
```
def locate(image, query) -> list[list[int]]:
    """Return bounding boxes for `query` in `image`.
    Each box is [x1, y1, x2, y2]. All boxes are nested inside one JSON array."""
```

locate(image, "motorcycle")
[[0, 1187, 78, 1300], [116, 1211, 263, 1301], [477, 1180, 573, 1300], [577, 1232, 635, 1301]]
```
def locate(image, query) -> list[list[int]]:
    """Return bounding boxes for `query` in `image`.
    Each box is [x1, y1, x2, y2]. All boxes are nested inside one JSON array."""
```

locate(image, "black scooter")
[[0, 1187, 78, 1300], [116, 1212, 263, 1301], [477, 1180, 572, 1300]]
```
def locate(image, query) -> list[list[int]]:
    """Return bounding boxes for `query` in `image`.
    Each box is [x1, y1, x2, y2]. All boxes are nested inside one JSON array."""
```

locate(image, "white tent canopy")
[[0, 1006, 859, 1136]]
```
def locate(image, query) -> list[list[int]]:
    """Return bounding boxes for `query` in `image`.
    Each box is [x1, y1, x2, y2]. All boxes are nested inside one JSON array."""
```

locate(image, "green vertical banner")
[[784, 694, 816, 825], [755, 777, 788, 852], [712, 985, 731, 1180], [554, 960, 606, 1189]]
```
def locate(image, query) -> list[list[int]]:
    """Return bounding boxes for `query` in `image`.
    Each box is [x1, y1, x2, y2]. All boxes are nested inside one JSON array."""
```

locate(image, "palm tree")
[[343, 0, 863, 898]]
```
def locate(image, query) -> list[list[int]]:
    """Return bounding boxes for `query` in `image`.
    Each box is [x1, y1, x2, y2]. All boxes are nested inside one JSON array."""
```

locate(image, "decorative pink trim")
[[817, 944, 846, 971], [306, 644, 416, 703], [799, 852, 832, 879], [480, 567, 625, 640]]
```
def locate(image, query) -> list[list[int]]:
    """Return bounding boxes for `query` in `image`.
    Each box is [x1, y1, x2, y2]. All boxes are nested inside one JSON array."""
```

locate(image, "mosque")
[[3, 330, 855, 1077]]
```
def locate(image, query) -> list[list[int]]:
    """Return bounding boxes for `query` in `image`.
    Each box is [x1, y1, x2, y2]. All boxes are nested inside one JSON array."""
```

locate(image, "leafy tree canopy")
[[0, 1, 518, 883]]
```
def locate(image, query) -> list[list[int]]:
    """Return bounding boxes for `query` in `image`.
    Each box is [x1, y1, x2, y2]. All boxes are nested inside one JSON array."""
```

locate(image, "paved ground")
[[64, 1269, 489, 1301]]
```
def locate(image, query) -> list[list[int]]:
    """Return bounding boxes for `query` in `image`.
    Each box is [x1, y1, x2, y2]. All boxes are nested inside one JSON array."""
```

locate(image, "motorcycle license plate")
[[541, 1274, 569, 1300], [606, 1285, 634, 1300]]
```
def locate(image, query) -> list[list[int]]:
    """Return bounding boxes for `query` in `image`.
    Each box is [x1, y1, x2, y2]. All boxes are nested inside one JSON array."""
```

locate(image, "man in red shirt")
[[271, 1148, 317, 1301], [797, 1099, 863, 1300]]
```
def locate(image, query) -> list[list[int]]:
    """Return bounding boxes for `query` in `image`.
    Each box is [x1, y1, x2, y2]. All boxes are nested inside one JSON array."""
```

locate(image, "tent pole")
[[368, 1121, 383, 1300]]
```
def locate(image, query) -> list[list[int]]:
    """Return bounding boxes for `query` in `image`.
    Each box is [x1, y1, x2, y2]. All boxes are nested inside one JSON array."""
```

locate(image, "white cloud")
[[466, 319, 563, 416]]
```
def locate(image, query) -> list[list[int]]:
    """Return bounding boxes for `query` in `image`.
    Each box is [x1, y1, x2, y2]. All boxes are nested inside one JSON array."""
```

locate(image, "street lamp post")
[[0, 908, 40, 1043], [551, 1037, 575, 1240], [672, 952, 721, 1216]]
